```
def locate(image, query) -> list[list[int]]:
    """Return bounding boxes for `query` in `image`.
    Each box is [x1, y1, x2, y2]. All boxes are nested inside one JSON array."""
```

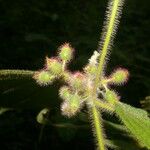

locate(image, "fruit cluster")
[[33, 43, 129, 117]]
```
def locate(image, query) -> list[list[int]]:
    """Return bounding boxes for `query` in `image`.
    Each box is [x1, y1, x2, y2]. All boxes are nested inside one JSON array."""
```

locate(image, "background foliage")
[[0, 0, 149, 149]]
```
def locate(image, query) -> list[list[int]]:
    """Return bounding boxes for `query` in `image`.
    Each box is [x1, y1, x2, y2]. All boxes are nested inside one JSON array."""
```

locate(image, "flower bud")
[[46, 57, 62, 75], [88, 51, 99, 65], [33, 70, 55, 86], [58, 43, 73, 62], [61, 94, 81, 117], [104, 90, 119, 104], [109, 68, 129, 85]]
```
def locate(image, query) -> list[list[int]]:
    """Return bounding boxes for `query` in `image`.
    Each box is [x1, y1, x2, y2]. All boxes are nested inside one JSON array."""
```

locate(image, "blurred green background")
[[0, 0, 149, 149]]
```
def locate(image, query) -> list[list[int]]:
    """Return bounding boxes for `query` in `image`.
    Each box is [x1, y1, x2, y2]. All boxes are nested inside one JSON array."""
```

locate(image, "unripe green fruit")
[[59, 86, 71, 100], [61, 94, 81, 117], [110, 68, 129, 85], [59, 43, 73, 61], [84, 65, 97, 75], [104, 90, 119, 104], [69, 72, 85, 89], [33, 70, 55, 86], [70, 94, 80, 109], [46, 57, 62, 75]]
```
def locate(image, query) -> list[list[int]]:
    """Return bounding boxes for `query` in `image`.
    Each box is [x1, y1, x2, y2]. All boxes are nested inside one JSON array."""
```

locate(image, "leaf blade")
[[115, 102, 150, 149]]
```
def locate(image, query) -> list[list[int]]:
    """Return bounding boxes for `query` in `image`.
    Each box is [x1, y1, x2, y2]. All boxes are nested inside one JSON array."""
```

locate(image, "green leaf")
[[0, 107, 12, 115], [111, 139, 144, 150], [115, 102, 150, 149], [105, 139, 118, 149], [53, 114, 79, 142]]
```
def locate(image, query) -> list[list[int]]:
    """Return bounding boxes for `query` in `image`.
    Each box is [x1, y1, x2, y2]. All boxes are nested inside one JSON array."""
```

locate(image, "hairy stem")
[[0, 70, 34, 76], [91, 106, 105, 150], [94, 0, 122, 91], [94, 100, 114, 112], [89, 0, 123, 149]]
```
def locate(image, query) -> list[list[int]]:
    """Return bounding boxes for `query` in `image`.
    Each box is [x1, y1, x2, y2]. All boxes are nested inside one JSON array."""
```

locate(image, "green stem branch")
[[95, 100, 114, 112]]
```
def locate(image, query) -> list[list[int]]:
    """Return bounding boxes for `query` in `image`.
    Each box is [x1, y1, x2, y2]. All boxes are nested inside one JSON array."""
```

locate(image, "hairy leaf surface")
[[116, 102, 150, 149]]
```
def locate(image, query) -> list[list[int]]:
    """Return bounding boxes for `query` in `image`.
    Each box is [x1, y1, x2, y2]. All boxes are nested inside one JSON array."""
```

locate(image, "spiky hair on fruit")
[[45, 56, 63, 75], [61, 94, 82, 117], [33, 70, 55, 86], [84, 64, 98, 76], [68, 71, 86, 89], [58, 43, 74, 62], [59, 86, 72, 101], [105, 68, 129, 85]]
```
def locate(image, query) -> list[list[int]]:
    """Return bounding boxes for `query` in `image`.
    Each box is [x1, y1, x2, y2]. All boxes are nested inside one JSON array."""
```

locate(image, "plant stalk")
[[90, 0, 123, 150], [94, 0, 121, 92], [91, 106, 105, 150]]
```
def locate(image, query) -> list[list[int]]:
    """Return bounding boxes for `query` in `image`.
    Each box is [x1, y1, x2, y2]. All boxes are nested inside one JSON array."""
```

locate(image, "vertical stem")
[[89, 1, 124, 149], [91, 106, 105, 150], [94, 0, 122, 91]]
